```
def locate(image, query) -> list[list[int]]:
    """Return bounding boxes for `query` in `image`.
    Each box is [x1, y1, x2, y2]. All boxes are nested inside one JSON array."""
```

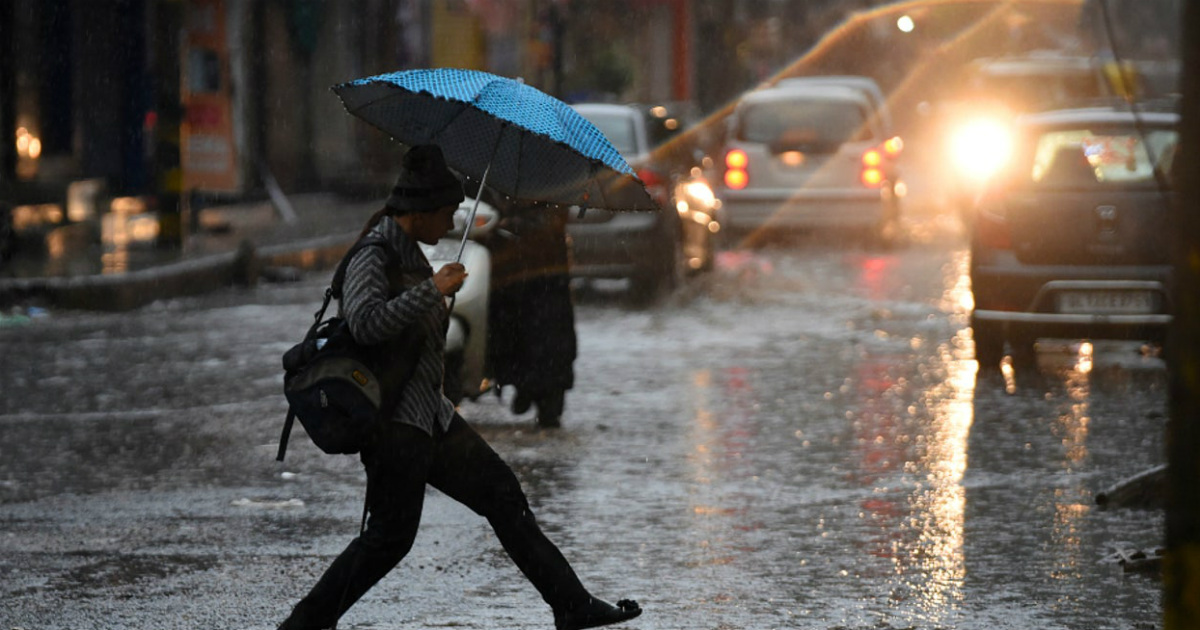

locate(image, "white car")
[[715, 84, 902, 244]]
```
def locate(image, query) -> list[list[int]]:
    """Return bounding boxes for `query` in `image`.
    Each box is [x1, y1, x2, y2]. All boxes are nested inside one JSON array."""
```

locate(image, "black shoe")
[[555, 597, 641, 630], [511, 390, 533, 415], [535, 390, 565, 428]]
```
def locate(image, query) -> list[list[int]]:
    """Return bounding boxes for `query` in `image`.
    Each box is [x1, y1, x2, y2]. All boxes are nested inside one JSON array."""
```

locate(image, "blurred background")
[[0, 0, 1181, 254]]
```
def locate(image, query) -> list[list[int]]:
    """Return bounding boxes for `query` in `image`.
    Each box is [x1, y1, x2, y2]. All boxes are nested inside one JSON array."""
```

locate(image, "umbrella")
[[332, 68, 658, 235]]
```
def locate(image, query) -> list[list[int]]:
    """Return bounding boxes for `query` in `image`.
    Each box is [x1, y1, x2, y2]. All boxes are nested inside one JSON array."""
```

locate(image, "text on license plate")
[[1056, 290, 1154, 315]]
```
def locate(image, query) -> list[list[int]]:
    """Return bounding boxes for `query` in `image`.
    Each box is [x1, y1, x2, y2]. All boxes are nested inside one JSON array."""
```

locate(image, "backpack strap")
[[299, 236, 393, 339], [331, 235, 393, 301], [276, 408, 296, 462]]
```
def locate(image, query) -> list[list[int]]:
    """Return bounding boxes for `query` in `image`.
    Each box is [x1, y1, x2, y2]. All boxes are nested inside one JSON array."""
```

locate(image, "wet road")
[[0, 215, 1166, 630]]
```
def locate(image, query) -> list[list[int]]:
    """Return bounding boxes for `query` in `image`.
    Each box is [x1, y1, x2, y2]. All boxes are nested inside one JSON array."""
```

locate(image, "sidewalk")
[[0, 193, 381, 311]]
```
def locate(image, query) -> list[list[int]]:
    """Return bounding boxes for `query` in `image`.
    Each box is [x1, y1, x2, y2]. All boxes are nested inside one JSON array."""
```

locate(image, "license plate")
[[1057, 291, 1154, 315]]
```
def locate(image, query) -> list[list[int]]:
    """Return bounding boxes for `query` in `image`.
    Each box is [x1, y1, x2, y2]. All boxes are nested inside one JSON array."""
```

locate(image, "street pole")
[[1165, 1, 1200, 628], [0, 0, 15, 192]]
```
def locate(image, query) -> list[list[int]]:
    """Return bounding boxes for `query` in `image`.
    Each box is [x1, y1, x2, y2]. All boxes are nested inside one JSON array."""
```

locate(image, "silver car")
[[715, 84, 902, 244], [567, 102, 718, 300]]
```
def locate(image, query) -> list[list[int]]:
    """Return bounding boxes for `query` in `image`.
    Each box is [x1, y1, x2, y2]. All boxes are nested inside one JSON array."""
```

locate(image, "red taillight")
[[883, 136, 903, 157], [725, 169, 748, 189], [724, 149, 748, 190], [637, 168, 669, 206], [636, 168, 662, 188], [861, 168, 884, 187], [860, 149, 884, 188]]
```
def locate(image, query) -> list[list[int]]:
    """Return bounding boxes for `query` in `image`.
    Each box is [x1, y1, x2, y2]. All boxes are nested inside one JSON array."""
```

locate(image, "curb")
[[0, 231, 361, 311]]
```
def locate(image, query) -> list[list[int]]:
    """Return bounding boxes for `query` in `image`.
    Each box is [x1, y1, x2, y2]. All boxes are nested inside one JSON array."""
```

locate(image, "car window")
[[576, 111, 639, 156], [1024, 126, 1176, 189], [736, 99, 872, 146]]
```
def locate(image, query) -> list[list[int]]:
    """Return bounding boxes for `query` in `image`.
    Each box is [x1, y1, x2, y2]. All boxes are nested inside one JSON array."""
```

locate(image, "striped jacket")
[[340, 217, 455, 436]]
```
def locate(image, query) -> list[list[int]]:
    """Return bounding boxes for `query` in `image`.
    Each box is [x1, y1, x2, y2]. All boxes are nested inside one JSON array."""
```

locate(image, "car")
[[567, 102, 720, 299], [714, 83, 902, 244], [968, 104, 1177, 369]]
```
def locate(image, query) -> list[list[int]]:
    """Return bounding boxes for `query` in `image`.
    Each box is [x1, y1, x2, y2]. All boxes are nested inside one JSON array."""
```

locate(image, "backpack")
[[276, 236, 415, 461]]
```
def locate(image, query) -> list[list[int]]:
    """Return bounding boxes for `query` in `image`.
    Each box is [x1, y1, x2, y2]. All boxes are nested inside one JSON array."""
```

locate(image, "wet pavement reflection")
[[0, 216, 1165, 629]]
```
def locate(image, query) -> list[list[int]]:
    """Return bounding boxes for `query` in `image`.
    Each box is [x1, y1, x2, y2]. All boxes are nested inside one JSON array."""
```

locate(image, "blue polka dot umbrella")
[[332, 68, 657, 213]]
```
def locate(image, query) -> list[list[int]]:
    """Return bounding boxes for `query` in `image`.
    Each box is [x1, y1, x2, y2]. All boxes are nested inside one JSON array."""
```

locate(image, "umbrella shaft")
[[456, 160, 491, 262]]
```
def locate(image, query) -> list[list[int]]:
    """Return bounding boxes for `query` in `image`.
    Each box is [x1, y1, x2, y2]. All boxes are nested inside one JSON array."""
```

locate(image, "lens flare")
[[948, 117, 1013, 182]]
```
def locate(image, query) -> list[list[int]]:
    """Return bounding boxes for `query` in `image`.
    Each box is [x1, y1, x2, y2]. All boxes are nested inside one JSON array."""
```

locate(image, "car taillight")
[[883, 136, 904, 157], [637, 168, 664, 190], [636, 168, 669, 206], [724, 149, 748, 190], [860, 149, 884, 188]]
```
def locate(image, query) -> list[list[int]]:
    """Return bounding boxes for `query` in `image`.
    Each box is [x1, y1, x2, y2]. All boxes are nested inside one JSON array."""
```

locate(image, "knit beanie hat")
[[385, 144, 465, 213]]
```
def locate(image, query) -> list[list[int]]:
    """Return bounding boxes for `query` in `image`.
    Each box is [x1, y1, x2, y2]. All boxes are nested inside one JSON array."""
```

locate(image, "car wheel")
[[972, 318, 1005, 371], [443, 350, 465, 405], [1008, 333, 1039, 371]]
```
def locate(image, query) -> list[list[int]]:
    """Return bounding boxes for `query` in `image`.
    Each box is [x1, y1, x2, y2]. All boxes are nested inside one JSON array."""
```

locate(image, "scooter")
[[419, 198, 498, 405]]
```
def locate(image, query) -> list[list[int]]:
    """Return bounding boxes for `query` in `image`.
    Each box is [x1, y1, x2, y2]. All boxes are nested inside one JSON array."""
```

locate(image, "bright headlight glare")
[[683, 181, 716, 207], [949, 118, 1013, 181]]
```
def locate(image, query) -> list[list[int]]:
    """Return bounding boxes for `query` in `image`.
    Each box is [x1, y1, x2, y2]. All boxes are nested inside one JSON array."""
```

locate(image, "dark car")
[[567, 102, 719, 300], [969, 105, 1177, 369]]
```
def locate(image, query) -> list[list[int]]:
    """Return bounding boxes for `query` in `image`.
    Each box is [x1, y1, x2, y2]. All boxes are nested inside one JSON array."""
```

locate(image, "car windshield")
[[737, 99, 872, 145], [1022, 125, 1176, 189], [576, 111, 638, 156]]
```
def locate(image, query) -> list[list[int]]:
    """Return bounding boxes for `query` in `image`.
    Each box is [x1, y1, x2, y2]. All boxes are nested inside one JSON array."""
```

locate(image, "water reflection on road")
[[560, 226, 1165, 629]]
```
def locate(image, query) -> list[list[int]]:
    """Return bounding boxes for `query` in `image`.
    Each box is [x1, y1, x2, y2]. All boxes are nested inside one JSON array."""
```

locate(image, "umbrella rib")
[[426, 98, 472, 144]]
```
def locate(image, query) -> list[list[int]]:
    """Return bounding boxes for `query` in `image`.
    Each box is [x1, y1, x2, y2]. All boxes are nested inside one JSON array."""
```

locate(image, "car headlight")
[[677, 179, 716, 212], [947, 117, 1014, 183]]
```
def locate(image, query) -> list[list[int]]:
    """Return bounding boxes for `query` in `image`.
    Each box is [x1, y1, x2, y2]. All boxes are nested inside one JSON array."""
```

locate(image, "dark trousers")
[[280, 413, 590, 629]]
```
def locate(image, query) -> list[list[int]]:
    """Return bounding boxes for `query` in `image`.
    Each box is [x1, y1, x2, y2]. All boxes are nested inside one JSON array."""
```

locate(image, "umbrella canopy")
[[332, 68, 657, 211]]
